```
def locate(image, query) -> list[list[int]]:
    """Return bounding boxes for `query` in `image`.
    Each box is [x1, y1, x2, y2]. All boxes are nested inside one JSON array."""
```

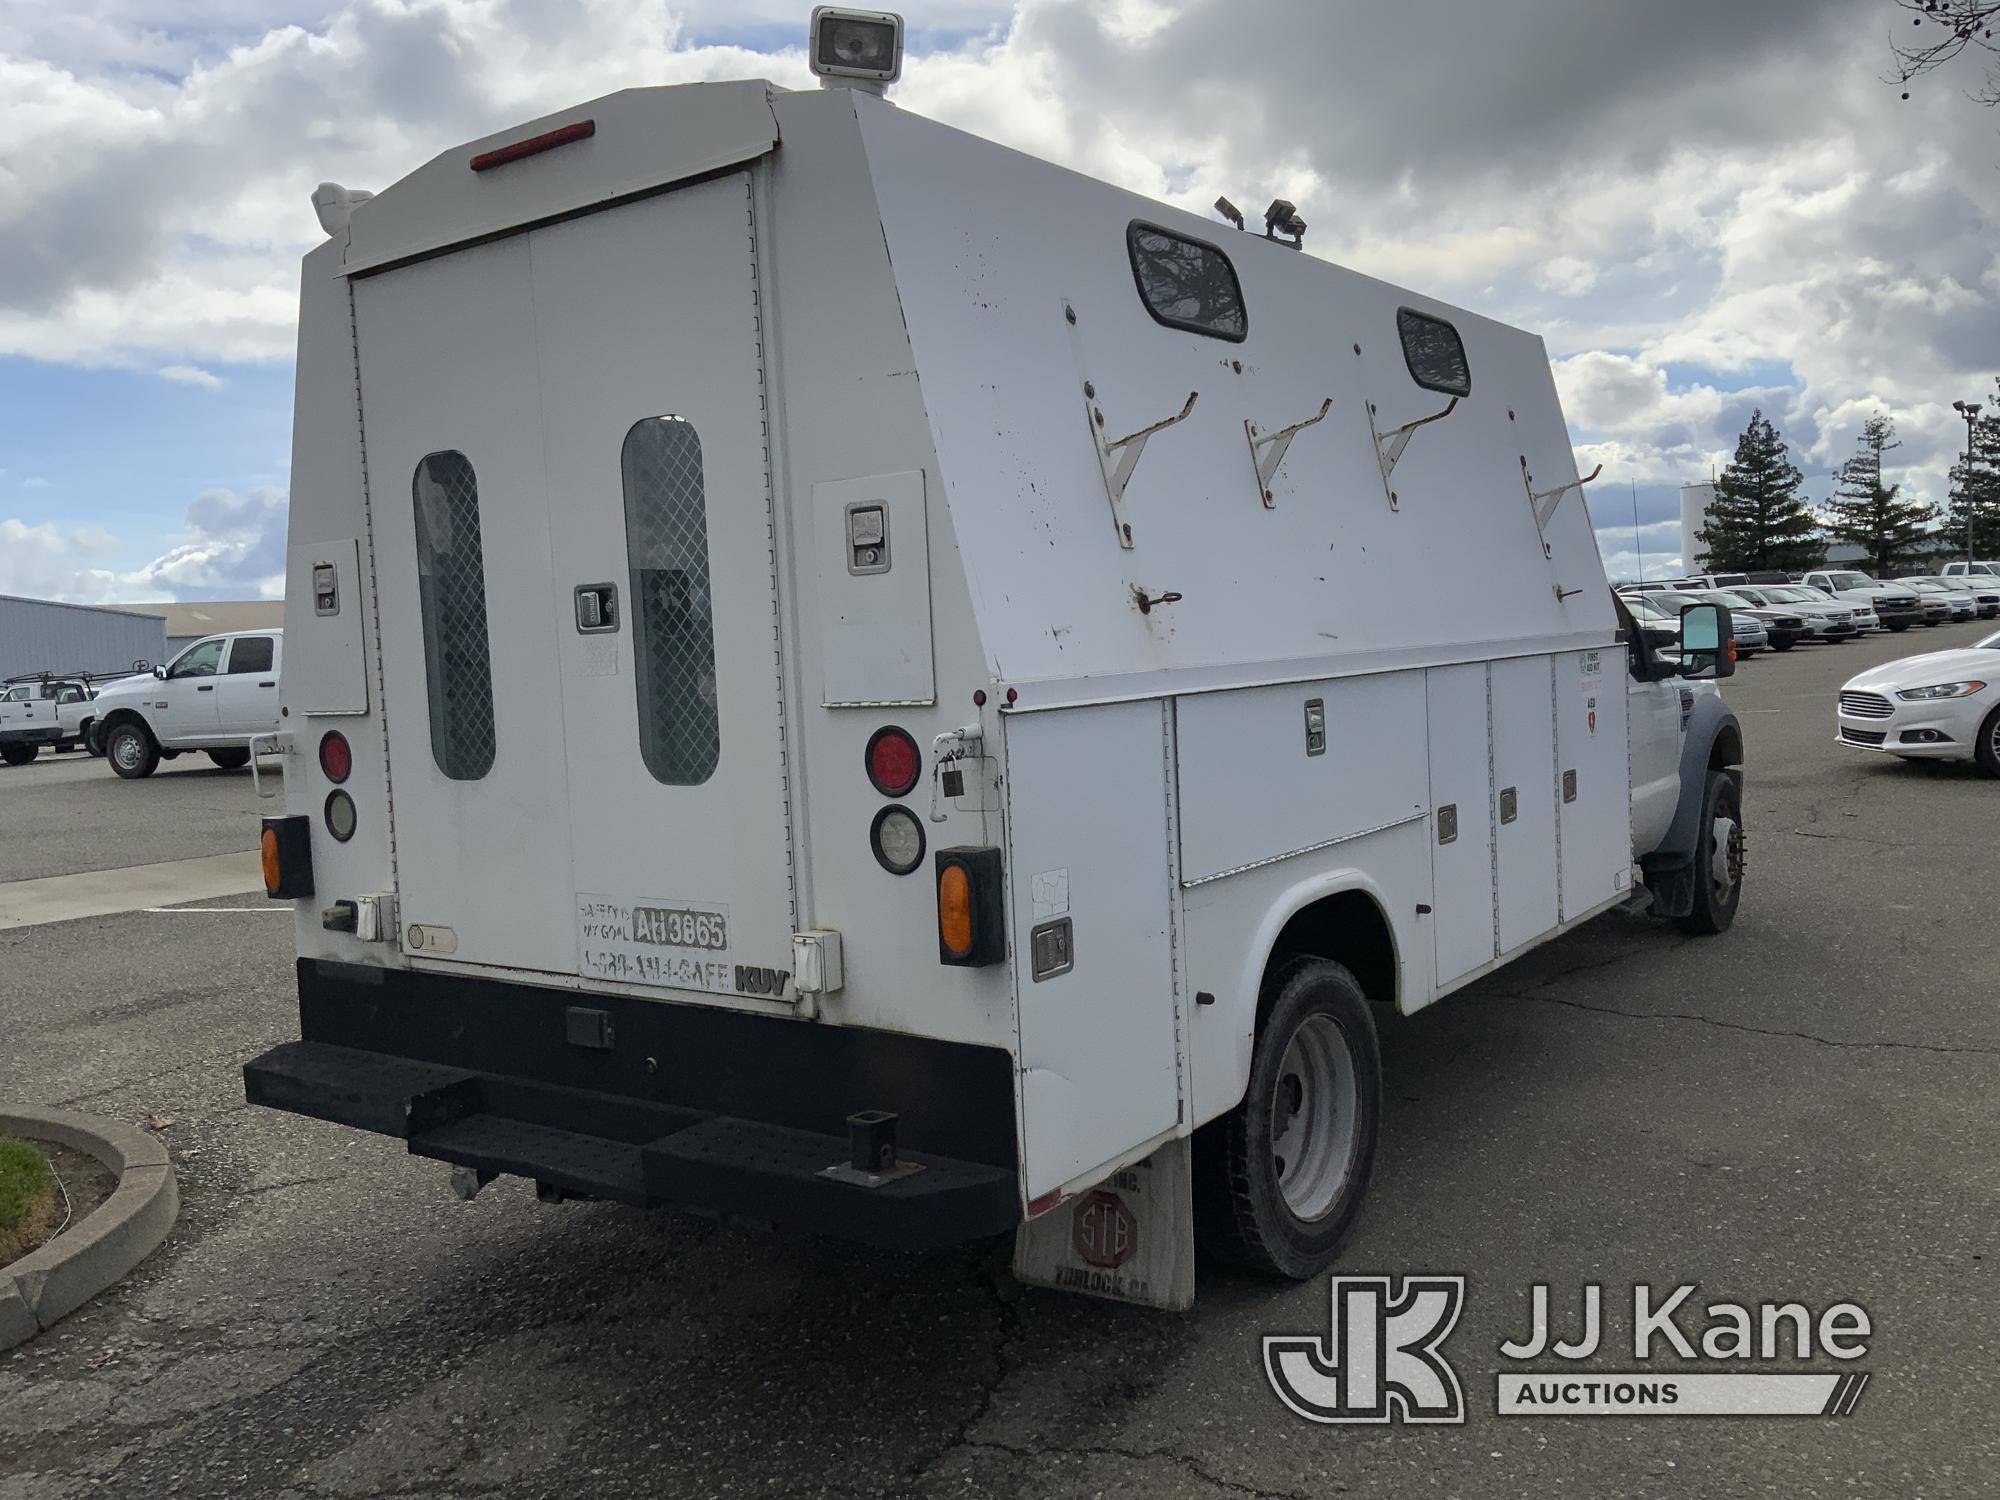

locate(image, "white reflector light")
[[810, 7, 903, 88]]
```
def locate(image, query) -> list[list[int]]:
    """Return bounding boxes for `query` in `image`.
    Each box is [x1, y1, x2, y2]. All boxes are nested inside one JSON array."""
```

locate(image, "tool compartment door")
[[1425, 663, 1496, 987], [356, 239, 577, 973], [530, 176, 798, 1004], [1005, 701, 1179, 1199], [1491, 654, 1560, 955]]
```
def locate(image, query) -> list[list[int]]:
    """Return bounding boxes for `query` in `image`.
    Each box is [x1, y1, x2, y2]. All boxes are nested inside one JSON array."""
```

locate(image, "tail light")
[[324, 790, 358, 843], [936, 847, 1005, 966], [262, 815, 314, 899], [318, 730, 352, 783], [864, 725, 920, 797]]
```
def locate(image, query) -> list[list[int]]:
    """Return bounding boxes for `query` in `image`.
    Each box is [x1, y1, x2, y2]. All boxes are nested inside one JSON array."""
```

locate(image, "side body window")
[[1396, 308, 1471, 398], [168, 639, 225, 679], [412, 451, 497, 781], [623, 416, 720, 787], [1126, 221, 1247, 341], [226, 636, 276, 675]]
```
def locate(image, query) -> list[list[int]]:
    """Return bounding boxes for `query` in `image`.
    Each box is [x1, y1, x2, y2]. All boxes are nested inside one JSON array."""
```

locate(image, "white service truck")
[[245, 12, 1745, 1308]]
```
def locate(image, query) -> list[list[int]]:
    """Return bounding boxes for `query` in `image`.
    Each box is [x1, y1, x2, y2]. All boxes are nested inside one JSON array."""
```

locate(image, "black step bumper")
[[244, 960, 1022, 1251]]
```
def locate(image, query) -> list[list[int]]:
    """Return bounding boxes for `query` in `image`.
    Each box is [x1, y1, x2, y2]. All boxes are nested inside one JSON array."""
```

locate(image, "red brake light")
[[319, 730, 352, 783], [864, 726, 920, 797], [470, 119, 595, 172]]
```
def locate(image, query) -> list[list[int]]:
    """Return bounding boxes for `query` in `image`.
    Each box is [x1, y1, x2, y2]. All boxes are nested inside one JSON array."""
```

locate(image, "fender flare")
[[1198, 867, 1405, 1127], [1642, 694, 1742, 914], [95, 707, 157, 747]]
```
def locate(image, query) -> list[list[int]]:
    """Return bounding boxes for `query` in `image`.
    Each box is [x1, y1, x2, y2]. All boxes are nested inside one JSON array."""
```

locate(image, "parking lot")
[[1, 624, 1995, 1500]]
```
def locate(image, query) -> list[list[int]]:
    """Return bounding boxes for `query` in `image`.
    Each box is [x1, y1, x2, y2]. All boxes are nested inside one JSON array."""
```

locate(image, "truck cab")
[[88, 630, 283, 777], [243, 29, 1745, 1307]]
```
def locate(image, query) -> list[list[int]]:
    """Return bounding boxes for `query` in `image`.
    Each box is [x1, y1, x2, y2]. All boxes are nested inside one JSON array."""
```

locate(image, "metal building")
[[0, 595, 167, 681]]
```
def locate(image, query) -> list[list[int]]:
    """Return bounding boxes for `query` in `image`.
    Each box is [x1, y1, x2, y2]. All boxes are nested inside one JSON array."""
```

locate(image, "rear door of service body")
[[354, 174, 795, 996]]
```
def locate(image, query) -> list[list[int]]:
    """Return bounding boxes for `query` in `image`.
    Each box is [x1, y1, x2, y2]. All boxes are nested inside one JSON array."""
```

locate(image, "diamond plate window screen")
[[412, 450, 497, 781], [623, 416, 720, 786]]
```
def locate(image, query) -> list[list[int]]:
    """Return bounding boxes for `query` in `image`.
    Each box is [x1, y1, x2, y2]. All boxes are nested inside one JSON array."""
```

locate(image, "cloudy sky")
[[3, 0, 1998, 600]]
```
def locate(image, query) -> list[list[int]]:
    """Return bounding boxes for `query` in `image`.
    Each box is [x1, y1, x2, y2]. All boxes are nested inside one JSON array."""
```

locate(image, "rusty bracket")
[[1244, 397, 1332, 508], [1368, 396, 1458, 510], [1520, 459, 1603, 557], [1089, 388, 1199, 549]]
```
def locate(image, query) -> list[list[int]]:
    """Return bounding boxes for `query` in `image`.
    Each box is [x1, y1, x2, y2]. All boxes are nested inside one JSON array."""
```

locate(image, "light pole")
[[1952, 398, 1983, 563]]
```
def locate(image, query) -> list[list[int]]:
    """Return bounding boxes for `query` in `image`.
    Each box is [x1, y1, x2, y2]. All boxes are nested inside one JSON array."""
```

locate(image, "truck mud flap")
[[245, 1039, 1019, 1251]]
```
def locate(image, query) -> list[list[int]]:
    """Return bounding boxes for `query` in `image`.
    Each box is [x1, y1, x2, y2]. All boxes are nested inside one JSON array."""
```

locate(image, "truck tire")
[[1976, 705, 2000, 779], [207, 748, 252, 770], [81, 719, 102, 755], [0, 742, 36, 767], [106, 722, 160, 779], [1887, 620, 1910, 632], [1194, 957, 1381, 1279], [1674, 770, 1743, 935], [1770, 636, 1795, 652]]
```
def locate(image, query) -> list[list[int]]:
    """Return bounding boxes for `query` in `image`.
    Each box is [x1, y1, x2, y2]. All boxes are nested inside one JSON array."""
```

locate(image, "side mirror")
[[153, 665, 167, 680], [1678, 603, 1735, 680]]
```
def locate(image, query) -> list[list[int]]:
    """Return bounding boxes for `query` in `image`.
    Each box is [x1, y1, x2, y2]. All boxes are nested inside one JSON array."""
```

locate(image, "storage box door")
[[355, 238, 577, 973], [528, 177, 799, 1005], [1006, 702, 1179, 1199], [1490, 654, 1559, 955], [1556, 649, 1634, 920], [1425, 664, 1495, 987]]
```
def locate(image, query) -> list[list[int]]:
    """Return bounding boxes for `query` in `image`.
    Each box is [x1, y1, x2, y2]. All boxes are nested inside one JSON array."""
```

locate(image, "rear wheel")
[[81, 719, 102, 755], [1195, 957, 1381, 1279], [1675, 770, 1743, 935], [1976, 705, 2000, 779], [1888, 620, 1910, 632], [0, 742, 36, 767], [207, 747, 251, 770], [106, 722, 160, 779], [1770, 637, 1795, 652]]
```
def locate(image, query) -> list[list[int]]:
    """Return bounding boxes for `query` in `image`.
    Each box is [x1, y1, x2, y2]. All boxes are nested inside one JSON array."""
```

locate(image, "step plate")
[[412, 1114, 647, 1202], [244, 1040, 481, 1139]]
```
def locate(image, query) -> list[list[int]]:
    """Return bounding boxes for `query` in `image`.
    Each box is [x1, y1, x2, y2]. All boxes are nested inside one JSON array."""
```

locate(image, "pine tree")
[[1944, 379, 2000, 560], [1823, 415, 1937, 577], [1695, 409, 1824, 572]]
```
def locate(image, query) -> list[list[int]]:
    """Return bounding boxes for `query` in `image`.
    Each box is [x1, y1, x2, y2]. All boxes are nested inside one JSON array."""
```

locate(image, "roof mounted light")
[[810, 7, 903, 93]]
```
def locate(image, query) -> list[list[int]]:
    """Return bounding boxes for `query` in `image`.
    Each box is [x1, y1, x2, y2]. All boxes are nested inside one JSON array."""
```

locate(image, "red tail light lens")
[[864, 725, 920, 797], [319, 730, 352, 783]]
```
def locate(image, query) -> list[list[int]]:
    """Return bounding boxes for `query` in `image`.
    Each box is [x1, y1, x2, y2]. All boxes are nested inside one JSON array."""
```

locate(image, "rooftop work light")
[[810, 7, 904, 93]]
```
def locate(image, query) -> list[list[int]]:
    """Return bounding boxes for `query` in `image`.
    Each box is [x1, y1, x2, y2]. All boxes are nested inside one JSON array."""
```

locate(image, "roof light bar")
[[470, 119, 595, 173]]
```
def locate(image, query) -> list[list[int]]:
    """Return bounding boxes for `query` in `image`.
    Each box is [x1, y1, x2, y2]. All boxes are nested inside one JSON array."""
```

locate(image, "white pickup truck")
[[0, 677, 97, 765], [1800, 569, 1925, 632], [86, 629, 284, 778]]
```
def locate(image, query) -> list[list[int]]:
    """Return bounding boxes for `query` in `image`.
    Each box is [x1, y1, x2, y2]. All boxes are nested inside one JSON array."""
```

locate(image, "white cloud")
[[156, 362, 224, 389], [8, 0, 2000, 583], [0, 486, 288, 603], [22, 476, 50, 489]]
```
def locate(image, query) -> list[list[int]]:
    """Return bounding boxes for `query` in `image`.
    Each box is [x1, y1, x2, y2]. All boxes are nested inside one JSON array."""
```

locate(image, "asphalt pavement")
[[0, 622, 1995, 1499]]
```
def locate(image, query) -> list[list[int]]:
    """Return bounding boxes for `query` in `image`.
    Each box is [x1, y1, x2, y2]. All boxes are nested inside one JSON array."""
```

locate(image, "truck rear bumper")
[[245, 959, 1022, 1251]]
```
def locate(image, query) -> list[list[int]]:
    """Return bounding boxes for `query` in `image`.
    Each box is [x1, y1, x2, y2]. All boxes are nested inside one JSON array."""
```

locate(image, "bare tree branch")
[[1889, 0, 2000, 104]]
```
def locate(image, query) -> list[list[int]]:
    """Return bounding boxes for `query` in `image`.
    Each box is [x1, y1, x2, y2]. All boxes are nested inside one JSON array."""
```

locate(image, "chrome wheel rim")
[[1270, 1013, 1361, 1222], [1710, 813, 1743, 903], [112, 732, 144, 772]]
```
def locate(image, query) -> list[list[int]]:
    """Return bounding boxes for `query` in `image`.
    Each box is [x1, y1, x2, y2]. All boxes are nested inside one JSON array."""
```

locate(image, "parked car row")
[[0, 629, 283, 777]]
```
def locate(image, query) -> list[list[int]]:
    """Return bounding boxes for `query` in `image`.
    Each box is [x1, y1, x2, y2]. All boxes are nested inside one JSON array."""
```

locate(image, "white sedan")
[[1836, 629, 2000, 775]]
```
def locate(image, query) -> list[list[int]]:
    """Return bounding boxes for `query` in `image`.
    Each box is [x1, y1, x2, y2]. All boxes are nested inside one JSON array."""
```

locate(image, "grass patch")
[[0, 1135, 59, 1266]]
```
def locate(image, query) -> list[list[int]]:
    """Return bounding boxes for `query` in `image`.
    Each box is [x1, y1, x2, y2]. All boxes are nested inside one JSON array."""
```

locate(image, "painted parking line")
[[0, 851, 264, 931]]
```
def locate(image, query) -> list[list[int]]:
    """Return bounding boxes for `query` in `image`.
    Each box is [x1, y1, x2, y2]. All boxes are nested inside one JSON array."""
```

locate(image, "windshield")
[[1828, 572, 1875, 589], [1625, 595, 1669, 620], [1905, 580, 1946, 593], [1708, 590, 1755, 607]]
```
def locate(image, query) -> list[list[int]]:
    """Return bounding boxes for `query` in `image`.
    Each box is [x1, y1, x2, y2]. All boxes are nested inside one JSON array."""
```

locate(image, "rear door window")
[[225, 636, 276, 675], [622, 416, 720, 786], [412, 450, 498, 781]]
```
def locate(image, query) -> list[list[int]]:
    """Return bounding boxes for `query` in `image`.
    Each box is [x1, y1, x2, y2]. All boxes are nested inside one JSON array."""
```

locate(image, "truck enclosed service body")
[[247, 76, 1742, 1297]]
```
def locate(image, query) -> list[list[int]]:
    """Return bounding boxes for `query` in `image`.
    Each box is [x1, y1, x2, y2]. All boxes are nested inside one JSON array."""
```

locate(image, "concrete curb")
[[0, 1107, 179, 1351]]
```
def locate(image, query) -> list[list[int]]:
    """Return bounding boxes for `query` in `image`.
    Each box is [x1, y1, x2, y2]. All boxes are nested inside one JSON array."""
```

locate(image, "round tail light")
[[864, 725, 920, 797], [319, 730, 352, 783], [324, 789, 358, 842]]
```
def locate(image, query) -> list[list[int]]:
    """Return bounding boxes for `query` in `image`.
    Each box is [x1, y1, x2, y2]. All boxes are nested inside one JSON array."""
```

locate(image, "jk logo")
[[1264, 1276, 1467, 1424]]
